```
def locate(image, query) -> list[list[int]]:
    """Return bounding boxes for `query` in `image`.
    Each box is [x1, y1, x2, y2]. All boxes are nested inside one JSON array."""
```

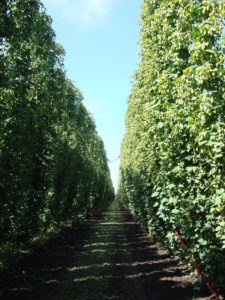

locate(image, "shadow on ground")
[[0, 202, 212, 300]]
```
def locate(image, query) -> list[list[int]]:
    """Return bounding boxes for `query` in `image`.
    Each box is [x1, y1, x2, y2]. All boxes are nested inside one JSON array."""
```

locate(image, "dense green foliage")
[[0, 0, 114, 258], [118, 0, 225, 287]]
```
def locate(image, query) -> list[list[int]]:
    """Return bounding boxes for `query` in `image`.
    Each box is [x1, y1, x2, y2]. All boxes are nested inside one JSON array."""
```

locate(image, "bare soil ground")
[[0, 201, 213, 300]]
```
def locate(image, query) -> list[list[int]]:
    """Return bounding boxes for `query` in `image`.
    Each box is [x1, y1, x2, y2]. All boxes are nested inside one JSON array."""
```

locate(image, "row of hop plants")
[[118, 0, 225, 292], [0, 0, 114, 262]]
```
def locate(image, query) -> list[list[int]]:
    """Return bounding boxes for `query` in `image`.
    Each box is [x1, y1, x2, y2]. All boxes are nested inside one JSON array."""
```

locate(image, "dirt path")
[[0, 201, 211, 300]]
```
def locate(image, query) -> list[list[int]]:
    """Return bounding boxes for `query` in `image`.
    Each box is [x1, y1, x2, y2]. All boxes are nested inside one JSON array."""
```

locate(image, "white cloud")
[[83, 98, 118, 115], [108, 159, 120, 190], [43, 0, 115, 27]]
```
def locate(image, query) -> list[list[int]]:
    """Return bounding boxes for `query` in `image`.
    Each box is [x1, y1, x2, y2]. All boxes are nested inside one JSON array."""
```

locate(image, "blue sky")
[[42, 0, 142, 189]]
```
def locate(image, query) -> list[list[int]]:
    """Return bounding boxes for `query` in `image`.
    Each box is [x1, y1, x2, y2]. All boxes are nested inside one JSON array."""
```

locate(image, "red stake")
[[175, 229, 219, 300]]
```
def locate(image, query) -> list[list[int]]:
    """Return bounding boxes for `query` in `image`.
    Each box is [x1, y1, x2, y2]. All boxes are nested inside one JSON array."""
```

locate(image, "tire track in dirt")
[[0, 201, 211, 300], [119, 204, 212, 300]]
